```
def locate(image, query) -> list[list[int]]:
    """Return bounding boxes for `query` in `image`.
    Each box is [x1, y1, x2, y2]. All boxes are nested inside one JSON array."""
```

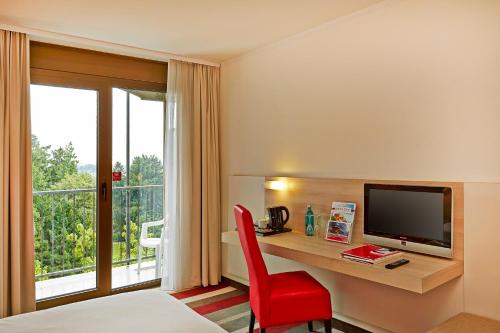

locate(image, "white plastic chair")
[[137, 219, 165, 278]]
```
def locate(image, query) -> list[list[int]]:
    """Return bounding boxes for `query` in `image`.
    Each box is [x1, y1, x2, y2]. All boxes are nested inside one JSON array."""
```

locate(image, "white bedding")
[[0, 290, 227, 333]]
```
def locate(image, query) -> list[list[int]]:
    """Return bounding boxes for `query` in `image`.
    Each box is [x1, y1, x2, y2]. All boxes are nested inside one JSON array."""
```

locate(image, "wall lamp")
[[265, 180, 288, 191]]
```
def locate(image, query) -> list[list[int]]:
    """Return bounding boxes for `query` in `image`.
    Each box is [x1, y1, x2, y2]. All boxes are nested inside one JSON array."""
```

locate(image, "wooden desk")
[[222, 230, 463, 294]]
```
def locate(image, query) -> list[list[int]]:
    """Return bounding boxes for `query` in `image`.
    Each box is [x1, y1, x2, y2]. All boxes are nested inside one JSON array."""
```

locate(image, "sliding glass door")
[[30, 42, 167, 308], [31, 84, 99, 300], [111, 88, 165, 290], [30, 68, 166, 308]]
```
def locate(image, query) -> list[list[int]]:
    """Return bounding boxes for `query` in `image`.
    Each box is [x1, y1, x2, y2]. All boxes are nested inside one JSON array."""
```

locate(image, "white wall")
[[220, 0, 500, 331], [464, 183, 500, 320]]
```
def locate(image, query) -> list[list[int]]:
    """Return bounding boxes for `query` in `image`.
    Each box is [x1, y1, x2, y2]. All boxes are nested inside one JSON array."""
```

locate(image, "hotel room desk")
[[221, 231, 463, 294]]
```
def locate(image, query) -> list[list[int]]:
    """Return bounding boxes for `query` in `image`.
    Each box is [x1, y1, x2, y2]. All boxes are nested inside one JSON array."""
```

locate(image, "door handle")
[[101, 182, 107, 201]]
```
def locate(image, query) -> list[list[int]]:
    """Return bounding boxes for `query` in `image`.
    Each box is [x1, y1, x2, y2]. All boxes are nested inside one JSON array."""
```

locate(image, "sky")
[[30, 85, 164, 167]]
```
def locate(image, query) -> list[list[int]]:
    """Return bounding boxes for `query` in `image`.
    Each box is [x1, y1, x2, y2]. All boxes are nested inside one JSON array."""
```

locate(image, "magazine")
[[341, 244, 402, 264], [325, 202, 356, 244]]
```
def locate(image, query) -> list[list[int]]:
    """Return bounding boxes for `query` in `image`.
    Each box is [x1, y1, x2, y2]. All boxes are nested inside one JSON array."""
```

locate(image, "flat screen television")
[[364, 184, 452, 258]]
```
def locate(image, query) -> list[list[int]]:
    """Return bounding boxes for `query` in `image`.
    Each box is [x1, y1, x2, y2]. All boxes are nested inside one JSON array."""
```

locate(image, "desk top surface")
[[222, 230, 463, 294]]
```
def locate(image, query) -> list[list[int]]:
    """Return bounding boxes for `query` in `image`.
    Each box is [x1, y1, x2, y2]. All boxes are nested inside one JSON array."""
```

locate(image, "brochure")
[[325, 202, 356, 244]]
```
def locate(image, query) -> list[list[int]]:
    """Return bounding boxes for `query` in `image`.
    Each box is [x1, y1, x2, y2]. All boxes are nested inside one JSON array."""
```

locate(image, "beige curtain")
[[162, 59, 220, 291], [0, 30, 36, 317]]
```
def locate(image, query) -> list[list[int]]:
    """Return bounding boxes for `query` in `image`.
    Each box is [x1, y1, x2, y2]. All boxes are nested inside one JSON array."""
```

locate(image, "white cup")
[[255, 217, 269, 229]]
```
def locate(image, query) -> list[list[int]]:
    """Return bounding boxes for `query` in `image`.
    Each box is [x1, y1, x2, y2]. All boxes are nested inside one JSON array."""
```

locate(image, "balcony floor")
[[36, 260, 159, 300]]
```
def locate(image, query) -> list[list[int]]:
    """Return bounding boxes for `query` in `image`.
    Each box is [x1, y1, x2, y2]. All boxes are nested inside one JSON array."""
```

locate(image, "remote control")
[[385, 259, 410, 269]]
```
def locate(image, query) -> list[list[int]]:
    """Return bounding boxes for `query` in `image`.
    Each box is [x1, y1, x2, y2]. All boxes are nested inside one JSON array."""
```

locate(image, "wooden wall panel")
[[265, 177, 464, 261], [30, 42, 168, 86]]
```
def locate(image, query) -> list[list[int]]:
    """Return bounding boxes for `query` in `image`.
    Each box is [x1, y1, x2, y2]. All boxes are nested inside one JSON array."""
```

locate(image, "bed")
[[0, 290, 227, 333]]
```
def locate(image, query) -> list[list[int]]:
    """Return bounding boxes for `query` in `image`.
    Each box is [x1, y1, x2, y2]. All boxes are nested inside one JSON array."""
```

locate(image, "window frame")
[[31, 42, 167, 310]]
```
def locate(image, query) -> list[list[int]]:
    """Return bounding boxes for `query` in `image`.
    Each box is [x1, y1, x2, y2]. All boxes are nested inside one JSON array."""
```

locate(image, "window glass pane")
[[111, 88, 165, 289], [31, 84, 98, 300]]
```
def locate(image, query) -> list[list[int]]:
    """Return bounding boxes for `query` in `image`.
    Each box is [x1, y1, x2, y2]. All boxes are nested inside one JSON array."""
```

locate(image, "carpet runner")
[[171, 282, 341, 333]]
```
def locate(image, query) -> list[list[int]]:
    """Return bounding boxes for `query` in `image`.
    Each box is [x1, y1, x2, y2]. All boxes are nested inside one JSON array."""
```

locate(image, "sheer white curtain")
[[161, 60, 220, 291]]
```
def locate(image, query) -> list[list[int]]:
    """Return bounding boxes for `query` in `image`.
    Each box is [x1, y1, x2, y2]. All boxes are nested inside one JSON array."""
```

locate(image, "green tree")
[[129, 155, 163, 243], [52, 172, 95, 190], [32, 136, 51, 191], [66, 222, 96, 270], [112, 161, 126, 244], [113, 156, 164, 261], [48, 143, 78, 185], [129, 155, 163, 186], [32, 138, 98, 280], [119, 222, 138, 259], [32, 141, 165, 280]]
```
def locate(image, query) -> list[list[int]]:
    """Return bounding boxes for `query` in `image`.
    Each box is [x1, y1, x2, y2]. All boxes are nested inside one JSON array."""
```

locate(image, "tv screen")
[[364, 184, 452, 249]]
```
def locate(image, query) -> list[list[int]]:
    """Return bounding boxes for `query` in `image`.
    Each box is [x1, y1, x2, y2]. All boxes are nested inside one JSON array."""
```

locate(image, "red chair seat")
[[269, 271, 332, 326]]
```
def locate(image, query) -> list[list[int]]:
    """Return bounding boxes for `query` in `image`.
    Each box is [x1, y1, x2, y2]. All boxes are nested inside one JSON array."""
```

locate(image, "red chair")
[[234, 204, 332, 333]]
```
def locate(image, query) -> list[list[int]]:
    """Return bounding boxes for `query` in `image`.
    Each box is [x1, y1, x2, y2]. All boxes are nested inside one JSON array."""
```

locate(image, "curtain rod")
[[0, 22, 221, 67]]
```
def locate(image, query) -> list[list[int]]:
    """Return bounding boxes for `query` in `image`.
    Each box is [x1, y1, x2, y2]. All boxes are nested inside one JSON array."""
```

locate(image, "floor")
[[36, 260, 159, 300], [172, 282, 360, 333]]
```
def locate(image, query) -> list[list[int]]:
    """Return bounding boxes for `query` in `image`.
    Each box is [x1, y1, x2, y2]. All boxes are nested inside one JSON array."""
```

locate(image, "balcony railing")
[[33, 184, 164, 281]]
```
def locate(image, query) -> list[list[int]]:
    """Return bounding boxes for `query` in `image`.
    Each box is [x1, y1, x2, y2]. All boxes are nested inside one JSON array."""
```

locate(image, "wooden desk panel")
[[222, 230, 463, 294]]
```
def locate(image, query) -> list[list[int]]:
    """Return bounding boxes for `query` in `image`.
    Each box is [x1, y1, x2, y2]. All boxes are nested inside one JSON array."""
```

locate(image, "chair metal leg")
[[137, 245, 143, 274], [308, 321, 314, 332], [323, 319, 332, 333], [249, 309, 255, 332]]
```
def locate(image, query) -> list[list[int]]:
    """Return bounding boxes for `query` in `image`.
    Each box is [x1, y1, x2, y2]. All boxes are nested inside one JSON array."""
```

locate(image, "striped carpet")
[[171, 282, 342, 333]]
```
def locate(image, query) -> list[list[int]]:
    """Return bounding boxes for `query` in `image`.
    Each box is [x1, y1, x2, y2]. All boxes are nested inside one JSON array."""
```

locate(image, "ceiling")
[[0, 0, 383, 62]]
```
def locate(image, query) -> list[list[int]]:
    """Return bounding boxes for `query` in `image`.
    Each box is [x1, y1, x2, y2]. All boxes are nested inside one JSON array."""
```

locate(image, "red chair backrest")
[[233, 205, 270, 321]]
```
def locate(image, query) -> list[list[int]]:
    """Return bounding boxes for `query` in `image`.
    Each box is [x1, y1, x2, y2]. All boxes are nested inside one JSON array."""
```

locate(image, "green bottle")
[[305, 204, 315, 236]]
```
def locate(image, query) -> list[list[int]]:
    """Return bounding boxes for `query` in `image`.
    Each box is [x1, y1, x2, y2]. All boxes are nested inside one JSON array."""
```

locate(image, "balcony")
[[33, 184, 164, 300]]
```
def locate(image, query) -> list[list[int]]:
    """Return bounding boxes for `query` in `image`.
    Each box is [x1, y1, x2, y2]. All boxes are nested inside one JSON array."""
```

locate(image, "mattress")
[[0, 290, 227, 333]]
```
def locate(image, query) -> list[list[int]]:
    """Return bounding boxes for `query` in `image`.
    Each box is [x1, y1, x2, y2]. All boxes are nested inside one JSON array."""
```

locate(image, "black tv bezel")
[[364, 184, 452, 249]]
